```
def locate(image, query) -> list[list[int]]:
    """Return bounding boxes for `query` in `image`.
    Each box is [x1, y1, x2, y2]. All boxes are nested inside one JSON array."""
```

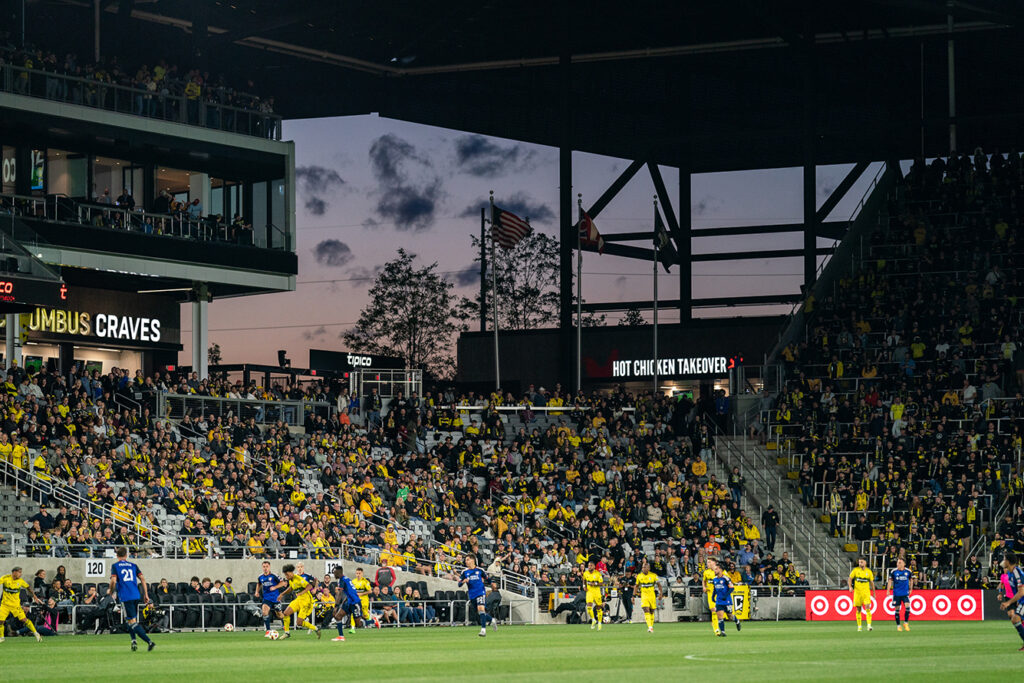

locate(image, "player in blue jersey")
[[109, 547, 154, 652], [255, 560, 287, 637], [999, 550, 1024, 650], [330, 566, 364, 642], [711, 565, 740, 637], [887, 557, 914, 632], [458, 556, 495, 637]]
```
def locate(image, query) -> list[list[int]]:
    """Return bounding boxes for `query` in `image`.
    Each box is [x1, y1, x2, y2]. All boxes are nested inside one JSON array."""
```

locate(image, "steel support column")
[[558, 50, 574, 389], [802, 48, 817, 289], [678, 161, 692, 321]]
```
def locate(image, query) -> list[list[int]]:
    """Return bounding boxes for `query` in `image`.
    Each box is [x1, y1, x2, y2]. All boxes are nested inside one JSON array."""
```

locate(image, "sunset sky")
[[178, 115, 880, 367]]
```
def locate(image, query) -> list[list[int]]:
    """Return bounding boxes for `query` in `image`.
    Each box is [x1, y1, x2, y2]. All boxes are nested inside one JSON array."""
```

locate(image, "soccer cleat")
[[148, 642, 155, 652], [315, 627, 322, 640], [331, 636, 346, 642], [490, 619, 498, 631], [719, 631, 726, 637], [131, 641, 138, 651], [903, 624, 909, 631], [372, 615, 381, 629], [348, 628, 355, 634], [478, 628, 486, 637], [590, 620, 596, 630], [647, 627, 654, 633], [0, 637, 4, 643], [867, 626, 873, 632], [857, 626, 862, 632], [280, 632, 291, 639], [736, 620, 741, 632], [597, 621, 602, 631]]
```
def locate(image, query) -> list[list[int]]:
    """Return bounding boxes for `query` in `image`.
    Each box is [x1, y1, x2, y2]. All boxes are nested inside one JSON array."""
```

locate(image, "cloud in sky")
[[312, 239, 354, 267], [296, 165, 345, 216], [345, 264, 384, 288], [459, 191, 555, 225], [368, 134, 442, 231], [453, 135, 537, 178], [454, 264, 480, 287]]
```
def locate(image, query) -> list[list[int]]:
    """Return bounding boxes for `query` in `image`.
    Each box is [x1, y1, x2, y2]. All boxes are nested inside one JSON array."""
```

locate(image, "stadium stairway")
[[717, 435, 852, 585], [0, 484, 36, 554]]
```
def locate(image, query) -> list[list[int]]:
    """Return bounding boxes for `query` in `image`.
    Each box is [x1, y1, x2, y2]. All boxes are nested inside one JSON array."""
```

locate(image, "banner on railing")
[[805, 589, 983, 621]]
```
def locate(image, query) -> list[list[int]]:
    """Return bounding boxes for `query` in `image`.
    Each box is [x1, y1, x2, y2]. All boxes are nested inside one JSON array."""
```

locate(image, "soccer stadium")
[[0, 1, 1023, 680]]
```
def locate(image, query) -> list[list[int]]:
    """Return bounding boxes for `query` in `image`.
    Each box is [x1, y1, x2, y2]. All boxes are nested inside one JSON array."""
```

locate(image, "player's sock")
[[133, 624, 152, 645], [479, 612, 488, 628], [855, 611, 862, 628], [303, 621, 318, 633], [350, 615, 356, 629], [586, 606, 594, 623], [263, 616, 272, 631], [337, 621, 345, 636], [282, 618, 290, 633], [645, 613, 653, 628], [710, 612, 719, 633], [0, 624, 4, 638], [894, 613, 900, 626], [596, 608, 603, 623], [24, 620, 38, 635], [866, 610, 872, 627], [903, 607, 910, 624], [1015, 622, 1024, 643]]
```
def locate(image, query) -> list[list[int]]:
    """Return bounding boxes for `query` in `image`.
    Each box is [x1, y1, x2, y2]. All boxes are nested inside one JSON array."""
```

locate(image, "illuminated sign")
[[309, 349, 404, 373], [0, 276, 67, 307], [611, 356, 730, 378], [1, 308, 163, 342]]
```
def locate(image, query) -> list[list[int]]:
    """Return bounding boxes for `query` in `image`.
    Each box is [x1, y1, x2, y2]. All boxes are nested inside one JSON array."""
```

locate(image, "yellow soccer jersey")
[[583, 569, 604, 588], [635, 571, 659, 599], [849, 567, 875, 591], [288, 574, 310, 594], [702, 568, 716, 592], [1, 574, 29, 607]]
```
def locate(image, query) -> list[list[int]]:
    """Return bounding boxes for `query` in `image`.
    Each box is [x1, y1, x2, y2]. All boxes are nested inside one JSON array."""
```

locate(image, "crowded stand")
[[768, 149, 1024, 589], [0, 36, 280, 138], [0, 360, 815, 618]]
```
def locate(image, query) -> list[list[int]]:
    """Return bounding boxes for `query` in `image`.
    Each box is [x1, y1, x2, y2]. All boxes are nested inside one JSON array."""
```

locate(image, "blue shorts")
[[893, 594, 910, 607], [715, 602, 732, 613], [470, 595, 486, 608], [339, 597, 361, 615], [122, 600, 139, 621], [1015, 601, 1024, 618], [262, 598, 280, 609]]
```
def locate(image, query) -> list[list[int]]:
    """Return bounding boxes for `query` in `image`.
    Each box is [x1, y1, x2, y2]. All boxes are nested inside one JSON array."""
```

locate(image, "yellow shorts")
[[640, 594, 657, 611], [706, 594, 716, 610], [585, 589, 603, 605], [289, 594, 313, 619], [853, 591, 872, 608], [0, 603, 26, 622], [360, 599, 370, 618]]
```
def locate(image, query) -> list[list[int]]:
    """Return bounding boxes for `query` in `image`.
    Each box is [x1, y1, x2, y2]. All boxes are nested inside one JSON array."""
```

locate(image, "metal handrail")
[[157, 392, 332, 427], [1, 63, 283, 140], [0, 459, 175, 548]]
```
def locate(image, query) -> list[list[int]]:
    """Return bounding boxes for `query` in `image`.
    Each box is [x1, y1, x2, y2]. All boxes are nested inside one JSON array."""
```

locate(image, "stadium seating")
[[767, 150, 1024, 588]]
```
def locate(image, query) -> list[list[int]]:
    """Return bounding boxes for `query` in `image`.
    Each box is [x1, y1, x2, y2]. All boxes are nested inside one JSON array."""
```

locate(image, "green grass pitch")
[[1, 621, 1020, 682]]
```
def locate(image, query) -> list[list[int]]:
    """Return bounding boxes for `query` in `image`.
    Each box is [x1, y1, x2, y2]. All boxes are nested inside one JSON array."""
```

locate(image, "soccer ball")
[[223, 623, 234, 632], [603, 616, 611, 624], [267, 630, 280, 640]]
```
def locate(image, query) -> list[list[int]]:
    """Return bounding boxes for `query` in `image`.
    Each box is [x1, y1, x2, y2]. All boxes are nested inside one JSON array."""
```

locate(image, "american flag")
[[491, 206, 532, 250]]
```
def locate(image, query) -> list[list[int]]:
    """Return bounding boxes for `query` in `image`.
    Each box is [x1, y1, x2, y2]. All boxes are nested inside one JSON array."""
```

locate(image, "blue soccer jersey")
[[890, 568, 912, 597], [711, 576, 733, 606], [460, 567, 487, 599], [338, 576, 360, 605], [257, 573, 281, 602], [1009, 566, 1024, 596], [111, 560, 142, 602]]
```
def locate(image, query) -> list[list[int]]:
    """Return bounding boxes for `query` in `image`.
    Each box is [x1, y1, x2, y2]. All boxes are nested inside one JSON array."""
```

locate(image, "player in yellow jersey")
[[0, 566, 44, 643], [274, 563, 322, 640], [848, 556, 875, 632], [582, 560, 604, 630], [702, 557, 720, 635], [351, 567, 378, 631], [635, 560, 661, 633]]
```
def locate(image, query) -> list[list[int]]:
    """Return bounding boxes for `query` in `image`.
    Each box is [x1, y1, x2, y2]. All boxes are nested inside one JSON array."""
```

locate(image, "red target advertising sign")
[[805, 590, 983, 621]]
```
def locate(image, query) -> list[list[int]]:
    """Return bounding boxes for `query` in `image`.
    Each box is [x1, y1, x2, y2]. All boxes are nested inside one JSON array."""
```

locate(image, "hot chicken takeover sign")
[[805, 589, 983, 621]]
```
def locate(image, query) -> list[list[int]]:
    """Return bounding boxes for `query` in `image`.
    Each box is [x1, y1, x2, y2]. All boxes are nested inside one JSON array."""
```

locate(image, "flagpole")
[[653, 195, 659, 396], [479, 206, 487, 333], [576, 194, 583, 394], [490, 191, 500, 393]]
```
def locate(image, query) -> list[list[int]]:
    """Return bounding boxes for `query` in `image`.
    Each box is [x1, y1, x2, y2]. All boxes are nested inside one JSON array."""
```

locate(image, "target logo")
[[833, 595, 853, 615], [956, 595, 977, 616], [805, 590, 983, 621], [810, 595, 830, 616]]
